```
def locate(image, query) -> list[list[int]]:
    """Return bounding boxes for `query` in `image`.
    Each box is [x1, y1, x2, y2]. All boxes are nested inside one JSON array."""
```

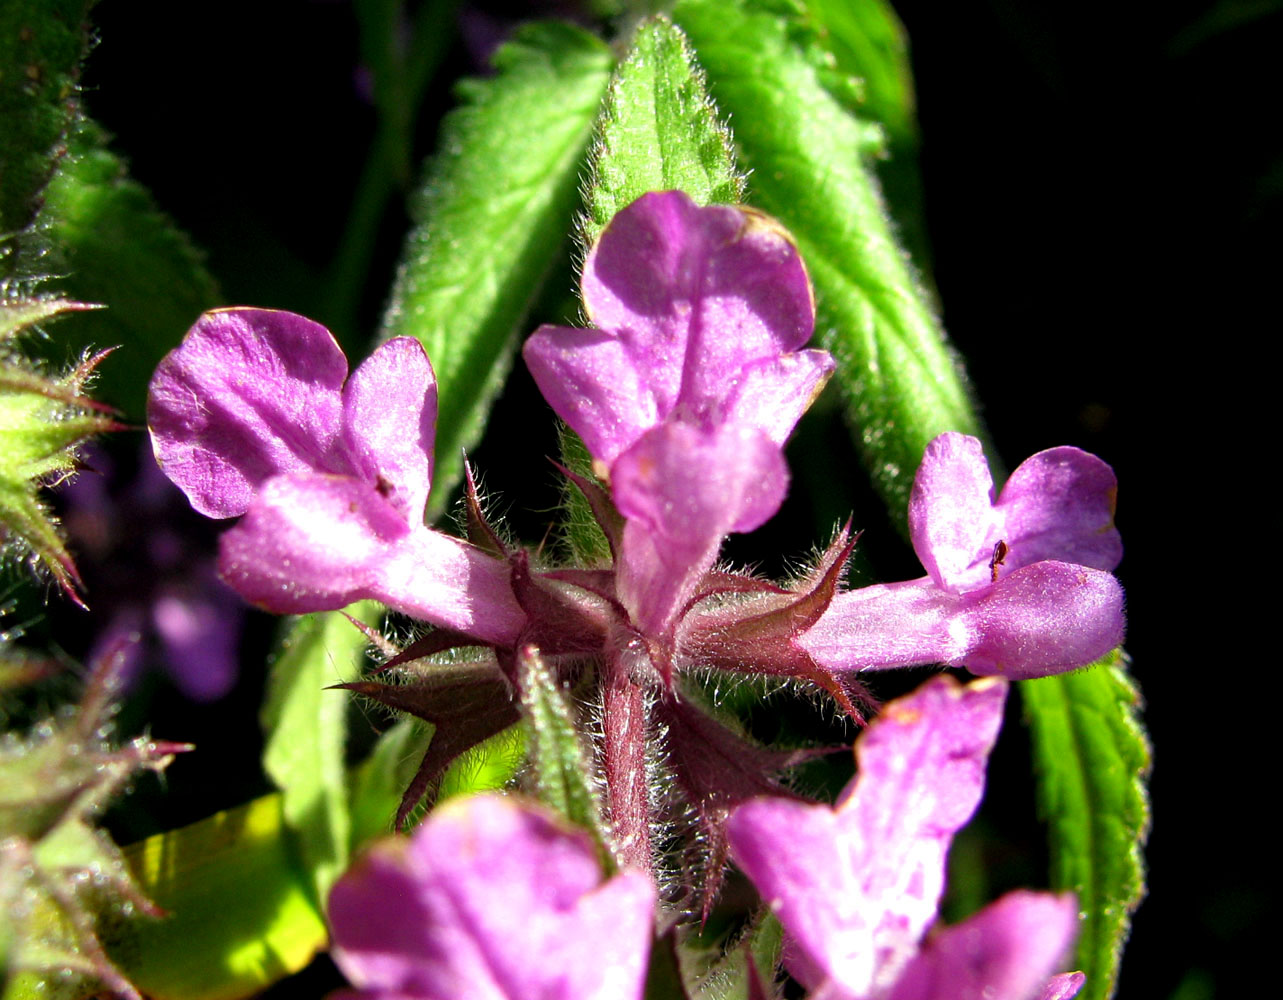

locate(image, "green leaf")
[[582, 14, 743, 247], [799, 0, 930, 265], [555, 422, 614, 568], [436, 723, 525, 803], [801, 0, 915, 154], [643, 928, 693, 1000], [35, 117, 221, 419], [517, 647, 611, 866], [102, 795, 327, 1000], [0, 0, 94, 262], [347, 717, 428, 849], [379, 21, 613, 520], [260, 603, 379, 908], [1020, 651, 1151, 1000], [675, 908, 783, 1000], [674, 0, 985, 523]]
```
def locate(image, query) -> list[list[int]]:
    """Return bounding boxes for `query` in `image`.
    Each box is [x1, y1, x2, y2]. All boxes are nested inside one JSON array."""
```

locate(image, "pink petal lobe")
[[583, 195, 814, 385], [908, 433, 999, 592], [727, 797, 855, 991], [525, 192, 820, 468], [722, 349, 835, 446], [885, 892, 1080, 1000], [839, 676, 1009, 989], [148, 308, 349, 518], [960, 561, 1125, 678], [340, 337, 437, 524], [996, 447, 1122, 574], [613, 422, 787, 636], [522, 325, 658, 470], [329, 795, 656, 1000], [218, 474, 524, 645]]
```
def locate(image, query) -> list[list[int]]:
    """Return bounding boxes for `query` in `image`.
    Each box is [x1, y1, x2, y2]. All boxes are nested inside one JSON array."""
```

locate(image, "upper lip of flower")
[[523, 191, 834, 643]]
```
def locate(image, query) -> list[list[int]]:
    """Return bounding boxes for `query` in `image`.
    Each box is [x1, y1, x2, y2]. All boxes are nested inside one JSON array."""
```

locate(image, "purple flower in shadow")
[[327, 794, 656, 1000], [59, 445, 244, 701], [728, 675, 1085, 1000]]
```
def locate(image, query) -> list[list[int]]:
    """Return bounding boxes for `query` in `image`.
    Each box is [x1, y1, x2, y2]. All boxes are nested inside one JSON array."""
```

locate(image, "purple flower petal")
[[520, 327, 657, 474], [339, 337, 437, 525], [908, 433, 1122, 594], [524, 191, 818, 467], [959, 561, 1125, 678], [908, 434, 998, 592], [148, 308, 349, 518], [796, 578, 972, 672], [218, 474, 524, 646], [1038, 972, 1087, 1000], [1036, 975, 1087, 1000], [797, 563, 1124, 679], [728, 677, 1008, 996], [149, 310, 437, 527], [884, 892, 1080, 1000], [328, 795, 656, 1000], [996, 447, 1122, 575], [721, 349, 834, 447], [612, 422, 787, 636]]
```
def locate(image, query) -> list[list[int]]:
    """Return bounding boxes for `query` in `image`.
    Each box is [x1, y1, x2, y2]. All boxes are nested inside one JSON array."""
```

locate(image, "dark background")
[[48, 0, 1276, 996]]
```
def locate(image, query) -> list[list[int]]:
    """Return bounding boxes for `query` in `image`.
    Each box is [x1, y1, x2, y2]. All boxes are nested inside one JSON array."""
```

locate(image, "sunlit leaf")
[[518, 647, 610, 864], [36, 118, 220, 418], [260, 603, 379, 907], [102, 795, 327, 1000], [582, 14, 743, 246], [0, 0, 94, 271]]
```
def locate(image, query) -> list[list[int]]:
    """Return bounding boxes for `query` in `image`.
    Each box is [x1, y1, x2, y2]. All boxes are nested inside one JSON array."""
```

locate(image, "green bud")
[[0, 638, 189, 999], [0, 297, 119, 603]]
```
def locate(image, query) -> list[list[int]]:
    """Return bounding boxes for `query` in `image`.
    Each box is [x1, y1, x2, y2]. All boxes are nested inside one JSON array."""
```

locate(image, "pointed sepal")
[[335, 654, 520, 829], [683, 526, 871, 719]]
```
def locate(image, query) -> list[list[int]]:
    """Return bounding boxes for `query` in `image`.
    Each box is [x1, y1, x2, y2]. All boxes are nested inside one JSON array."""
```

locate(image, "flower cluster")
[[147, 190, 1123, 996]]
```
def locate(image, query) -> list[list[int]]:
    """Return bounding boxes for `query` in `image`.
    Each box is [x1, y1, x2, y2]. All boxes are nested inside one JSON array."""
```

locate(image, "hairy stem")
[[602, 659, 651, 872]]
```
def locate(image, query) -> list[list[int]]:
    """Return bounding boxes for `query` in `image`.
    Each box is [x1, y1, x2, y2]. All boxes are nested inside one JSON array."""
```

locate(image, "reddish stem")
[[602, 660, 651, 872]]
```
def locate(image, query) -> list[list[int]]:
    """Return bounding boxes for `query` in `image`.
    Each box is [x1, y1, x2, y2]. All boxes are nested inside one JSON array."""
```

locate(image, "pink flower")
[[327, 794, 656, 1000], [728, 675, 1085, 1000], [524, 190, 833, 641], [798, 433, 1125, 679], [148, 308, 524, 646]]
